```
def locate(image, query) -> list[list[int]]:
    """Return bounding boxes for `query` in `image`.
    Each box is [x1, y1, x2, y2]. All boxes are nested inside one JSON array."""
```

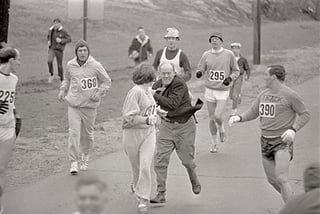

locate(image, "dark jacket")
[[152, 76, 203, 123], [238, 55, 250, 77], [128, 35, 153, 63], [47, 26, 72, 51]]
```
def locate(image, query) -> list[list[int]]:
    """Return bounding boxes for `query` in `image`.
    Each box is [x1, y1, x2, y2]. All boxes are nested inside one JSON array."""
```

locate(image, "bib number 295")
[[259, 103, 275, 118], [209, 70, 225, 81], [80, 77, 98, 90]]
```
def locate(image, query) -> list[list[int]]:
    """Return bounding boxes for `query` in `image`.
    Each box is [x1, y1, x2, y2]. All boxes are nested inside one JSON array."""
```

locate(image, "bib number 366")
[[209, 70, 225, 81], [259, 103, 276, 118], [80, 77, 98, 90]]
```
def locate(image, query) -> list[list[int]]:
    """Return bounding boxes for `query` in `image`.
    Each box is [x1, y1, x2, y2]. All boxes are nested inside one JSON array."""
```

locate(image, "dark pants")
[[48, 49, 64, 81], [154, 117, 197, 193]]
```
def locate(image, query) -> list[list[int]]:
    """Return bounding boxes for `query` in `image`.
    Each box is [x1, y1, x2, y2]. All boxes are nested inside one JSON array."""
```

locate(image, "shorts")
[[260, 136, 293, 161], [0, 127, 15, 142], [205, 88, 229, 103]]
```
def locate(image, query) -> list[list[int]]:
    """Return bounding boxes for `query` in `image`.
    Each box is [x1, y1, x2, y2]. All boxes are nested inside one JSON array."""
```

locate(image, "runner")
[[229, 42, 250, 115], [0, 47, 21, 214], [196, 32, 239, 153], [229, 65, 310, 202], [122, 63, 167, 213], [58, 40, 111, 175]]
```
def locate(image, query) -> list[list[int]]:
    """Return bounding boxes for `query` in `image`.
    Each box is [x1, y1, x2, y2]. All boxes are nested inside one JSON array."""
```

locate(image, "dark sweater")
[[152, 76, 202, 123]]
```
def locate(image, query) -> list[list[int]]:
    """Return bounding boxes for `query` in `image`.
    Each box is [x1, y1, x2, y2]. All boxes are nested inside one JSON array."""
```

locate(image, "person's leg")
[[175, 119, 201, 194], [274, 149, 292, 202], [0, 129, 15, 211], [262, 157, 281, 193], [123, 129, 140, 192], [55, 50, 64, 82], [79, 108, 97, 170], [68, 106, 82, 166], [47, 49, 55, 77], [207, 101, 219, 152], [135, 128, 156, 201], [151, 122, 175, 202], [214, 99, 227, 142], [231, 76, 243, 114]]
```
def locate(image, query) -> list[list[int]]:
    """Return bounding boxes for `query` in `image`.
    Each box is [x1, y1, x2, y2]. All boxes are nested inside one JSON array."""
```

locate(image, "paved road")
[[4, 77, 320, 214]]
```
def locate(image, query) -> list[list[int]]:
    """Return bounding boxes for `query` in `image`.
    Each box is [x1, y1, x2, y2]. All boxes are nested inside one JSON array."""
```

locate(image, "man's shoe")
[[150, 192, 166, 204], [210, 144, 218, 153], [191, 180, 201, 195], [70, 161, 79, 175], [138, 203, 148, 213], [48, 75, 54, 83], [79, 153, 89, 171]]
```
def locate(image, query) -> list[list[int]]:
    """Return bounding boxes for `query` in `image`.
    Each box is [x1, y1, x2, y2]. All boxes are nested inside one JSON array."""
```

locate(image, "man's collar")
[[211, 47, 224, 53]]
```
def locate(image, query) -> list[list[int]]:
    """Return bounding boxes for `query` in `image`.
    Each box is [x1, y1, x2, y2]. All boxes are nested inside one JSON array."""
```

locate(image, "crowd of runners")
[[0, 18, 319, 214]]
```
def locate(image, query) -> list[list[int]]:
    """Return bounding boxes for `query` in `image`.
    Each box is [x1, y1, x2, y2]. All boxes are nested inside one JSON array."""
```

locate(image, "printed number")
[[0, 90, 15, 103], [144, 105, 156, 117], [209, 70, 225, 81], [80, 77, 98, 90], [259, 103, 276, 118]]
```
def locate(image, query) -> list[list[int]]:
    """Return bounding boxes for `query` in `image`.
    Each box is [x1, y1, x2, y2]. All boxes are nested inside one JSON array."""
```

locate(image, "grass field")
[[4, 0, 320, 191]]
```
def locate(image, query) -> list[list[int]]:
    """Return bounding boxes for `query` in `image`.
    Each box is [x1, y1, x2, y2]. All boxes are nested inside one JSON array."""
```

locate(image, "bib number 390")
[[259, 103, 276, 118], [80, 77, 98, 90], [209, 70, 225, 81]]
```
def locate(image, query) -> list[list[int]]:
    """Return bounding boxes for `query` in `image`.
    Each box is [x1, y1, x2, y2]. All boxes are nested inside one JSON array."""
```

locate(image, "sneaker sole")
[[70, 171, 78, 175]]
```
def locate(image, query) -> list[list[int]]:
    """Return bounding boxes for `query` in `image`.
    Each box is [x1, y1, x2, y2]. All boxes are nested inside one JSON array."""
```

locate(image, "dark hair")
[[132, 63, 156, 85], [75, 174, 107, 192], [137, 26, 144, 30], [0, 47, 18, 64], [268, 65, 286, 81], [53, 18, 61, 23]]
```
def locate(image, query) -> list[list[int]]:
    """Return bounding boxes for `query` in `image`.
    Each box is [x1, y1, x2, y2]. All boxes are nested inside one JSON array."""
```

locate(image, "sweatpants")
[[123, 127, 156, 200], [154, 117, 196, 193], [68, 106, 97, 162]]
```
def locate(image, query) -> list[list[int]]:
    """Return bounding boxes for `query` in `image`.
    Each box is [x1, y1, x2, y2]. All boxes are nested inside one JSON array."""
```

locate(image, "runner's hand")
[[223, 76, 232, 86], [58, 90, 66, 102], [196, 71, 202, 78], [281, 129, 295, 143], [229, 115, 241, 126], [156, 106, 168, 117], [146, 115, 157, 125]]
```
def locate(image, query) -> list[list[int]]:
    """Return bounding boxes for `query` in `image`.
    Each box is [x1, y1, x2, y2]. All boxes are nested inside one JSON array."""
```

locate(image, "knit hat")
[[209, 32, 223, 42], [75, 39, 90, 57], [303, 162, 320, 192], [164, 28, 180, 39], [231, 42, 241, 48]]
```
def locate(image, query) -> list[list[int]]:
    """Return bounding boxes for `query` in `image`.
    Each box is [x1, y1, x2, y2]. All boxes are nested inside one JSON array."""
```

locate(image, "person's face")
[[210, 37, 222, 49], [75, 185, 106, 214], [166, 37, 178, 50], [231, 46, 241, 56], [77, 47, 89, 62], [53, 21, 62, 29], [160, 64, 175, 85], [263, 68, 274, 88], [138, 29, 146, 38], [10, 50, 21, 73]]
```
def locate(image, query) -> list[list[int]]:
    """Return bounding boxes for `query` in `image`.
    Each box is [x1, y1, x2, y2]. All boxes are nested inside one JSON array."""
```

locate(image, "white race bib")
[[0, 89, 15, 104], [259, 102, 276, 118], [80, 77, 98, 90], [208, 70, 225, 82]]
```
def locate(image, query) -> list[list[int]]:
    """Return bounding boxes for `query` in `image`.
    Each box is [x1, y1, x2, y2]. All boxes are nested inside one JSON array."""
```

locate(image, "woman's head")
[[132, 63, 156, 85]]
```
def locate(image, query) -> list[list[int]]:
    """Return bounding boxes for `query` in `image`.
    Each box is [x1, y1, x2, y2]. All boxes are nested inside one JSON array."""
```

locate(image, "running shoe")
[[70, 161, 79, 175], [138, 203, 148, 213], [80, 153, 89, 171], [48, 75, 54, 83], [210, 144, 218, 153]]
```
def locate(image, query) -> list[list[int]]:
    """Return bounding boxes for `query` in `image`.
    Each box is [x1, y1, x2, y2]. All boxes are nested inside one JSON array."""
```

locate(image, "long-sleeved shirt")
[[47, 26, 72, 51], [196, 48, 240, 90], [153, 48, 191, 82], [60, 56, 111, 109], [122, 85, 156, 129], [0, 72, 18, 127], [240, 85, 310, 136], [128, 35, 153, 63]]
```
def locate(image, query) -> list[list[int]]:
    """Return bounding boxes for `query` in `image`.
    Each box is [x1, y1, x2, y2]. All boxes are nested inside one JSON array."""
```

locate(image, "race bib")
[[80, 77, 98, 90], [259, 102, 276, 118], [144, 105, 156, 117], [0, 89, 15, 104], [209, 70, 225, 81]]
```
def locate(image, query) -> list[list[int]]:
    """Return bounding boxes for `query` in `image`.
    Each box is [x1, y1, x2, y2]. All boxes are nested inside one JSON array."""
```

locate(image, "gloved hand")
[[0, 100, 9, 114], [58, 90, 67, 102], [90, 88, 102, 102], [156, 106, 168, 117], [196, 71, 202, 78], [281, 129, 296, 143], [223, 76, 232, 86], [228, 115, 241, 127], [146, 115, 157, 125]]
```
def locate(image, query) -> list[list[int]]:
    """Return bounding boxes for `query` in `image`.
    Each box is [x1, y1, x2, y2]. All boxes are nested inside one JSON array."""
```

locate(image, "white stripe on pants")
[[123, 127, 156, 200], [68, 106, 97, 162]]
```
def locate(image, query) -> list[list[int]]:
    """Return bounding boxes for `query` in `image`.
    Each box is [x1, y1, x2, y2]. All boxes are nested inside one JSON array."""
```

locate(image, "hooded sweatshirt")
[[60, 40, 111, 108]]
